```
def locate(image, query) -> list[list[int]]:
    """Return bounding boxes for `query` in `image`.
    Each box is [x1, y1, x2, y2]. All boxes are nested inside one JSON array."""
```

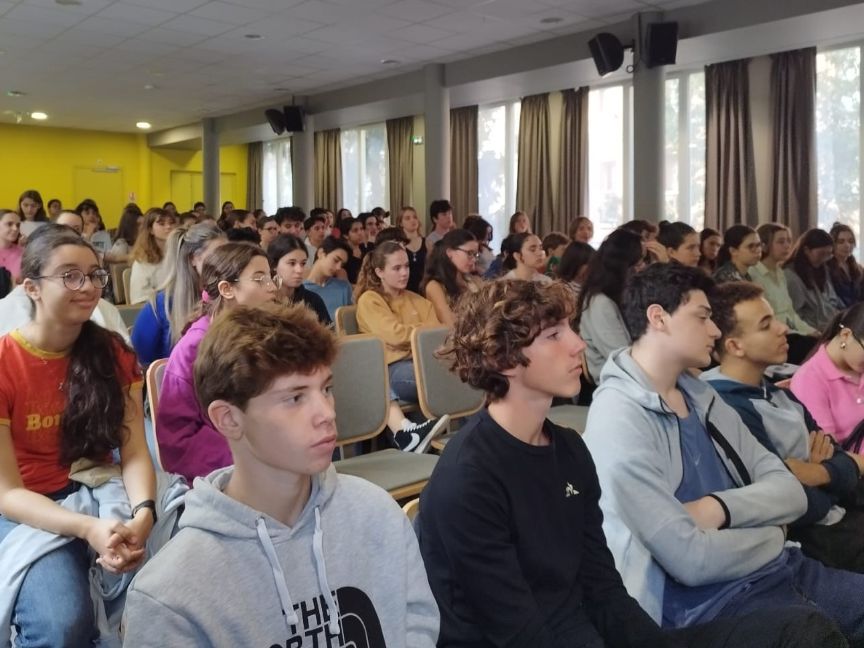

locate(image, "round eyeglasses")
[[233, 274, 282, 289], [35, 269, 110, 291], [455, 248, 481, 260]]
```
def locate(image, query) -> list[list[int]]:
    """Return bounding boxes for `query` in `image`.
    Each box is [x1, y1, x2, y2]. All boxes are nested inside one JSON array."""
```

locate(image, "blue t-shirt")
[[130, 291, 172, 366], [302, 278, 353, 320], [662, 401, 786, 627]]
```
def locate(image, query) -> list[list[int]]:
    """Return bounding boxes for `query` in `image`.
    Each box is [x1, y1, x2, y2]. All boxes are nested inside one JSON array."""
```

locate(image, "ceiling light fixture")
[[136, 121, 152, 130], [244, 33, 263, 40], [6, 90, 25, 98], [144, 84, 156, 90], [30, 112, 48, 120], [380, 58, 400, 65], [540, 16, 563, 24], [55, 0, 83, 5]]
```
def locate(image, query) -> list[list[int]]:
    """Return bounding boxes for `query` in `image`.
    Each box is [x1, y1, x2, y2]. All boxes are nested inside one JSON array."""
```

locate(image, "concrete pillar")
[[631, 12, 665, 222], [424, 64, 449, 221], [202, 118, 220, 216], [292, 113, 315, 210]]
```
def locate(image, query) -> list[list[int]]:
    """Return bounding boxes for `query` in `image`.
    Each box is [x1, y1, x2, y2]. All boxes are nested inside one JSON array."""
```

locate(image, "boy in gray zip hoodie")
[[584, 263, 864, 644], [123, 302, 439, 647]]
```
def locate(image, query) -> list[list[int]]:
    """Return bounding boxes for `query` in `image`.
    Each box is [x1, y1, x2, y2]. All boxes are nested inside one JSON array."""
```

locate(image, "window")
[[588, 84, 631, 244], [478, 101, 520, 252], [816, 46, 861, 238], [262, 139, 293, 216], [664, 71, 706, 229], [341, 123, 389, 214]]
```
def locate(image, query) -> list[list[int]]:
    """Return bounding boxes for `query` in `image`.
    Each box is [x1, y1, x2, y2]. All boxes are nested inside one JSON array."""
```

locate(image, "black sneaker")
[[394, 415, 450, 454]]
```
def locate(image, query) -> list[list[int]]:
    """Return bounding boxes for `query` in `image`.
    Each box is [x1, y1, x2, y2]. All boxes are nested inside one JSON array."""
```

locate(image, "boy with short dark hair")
[[585, 262, 864, 643], [425, 199, 453, 251], [275, 206, 306, 237], [124, 302, 439, 647], [704, 281, 864, 572]]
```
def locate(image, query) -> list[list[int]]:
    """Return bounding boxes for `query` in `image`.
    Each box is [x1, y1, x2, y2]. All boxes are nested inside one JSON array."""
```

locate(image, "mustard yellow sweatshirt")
[[356, 290, 441, 364]]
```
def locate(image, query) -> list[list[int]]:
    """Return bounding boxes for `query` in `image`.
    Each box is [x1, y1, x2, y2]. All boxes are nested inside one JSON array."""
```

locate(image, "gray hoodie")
[[123, 466, 439, 647], [583, 349, 807, 623]]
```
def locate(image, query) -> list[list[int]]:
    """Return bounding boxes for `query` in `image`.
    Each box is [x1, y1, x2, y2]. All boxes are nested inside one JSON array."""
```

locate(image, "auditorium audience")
[[502, 232, 552, 284], [107, 204, 142, 264], [509, 210, 531, 235], [302, 236, 354, 321], [0, 210, 22, 283], [658, 221, 701, 267], [17, 189, 48, 241], [46, 198, 62, 219], [542, 231, 570, 275], [304, 212, 328, 270], [397, 206, 427, 294], [257, 215, 279, 251], [426, 200, 454, 251], [422, 229, 482, 327], [570, 215, 594, 245], [129, 208, 177, 304], [156, 243, 278, 482], [339, 216, 366, 284], [785, 228, 843, 331], [828, 222, 863, 308], [274, 206, 305, 238], [462, 214, 495, 276], [585, 262, 864, 643], [557, 240, 595, 300], [699, 228, 722, 275], [356, 241, 450, 453]]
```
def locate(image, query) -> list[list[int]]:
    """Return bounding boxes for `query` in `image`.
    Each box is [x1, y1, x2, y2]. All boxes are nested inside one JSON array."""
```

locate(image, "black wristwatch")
[[131, 499, 158, 525]]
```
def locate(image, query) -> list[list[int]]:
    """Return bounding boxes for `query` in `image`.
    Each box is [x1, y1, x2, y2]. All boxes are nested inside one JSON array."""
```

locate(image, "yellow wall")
[[0, 123, 248, 228]]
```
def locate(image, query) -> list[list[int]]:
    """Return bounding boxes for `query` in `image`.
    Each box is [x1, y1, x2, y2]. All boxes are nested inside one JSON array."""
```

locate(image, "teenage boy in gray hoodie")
[[123, 302, 439, 647], [419, 279, 839, 648], [584, 263, 864, 645]]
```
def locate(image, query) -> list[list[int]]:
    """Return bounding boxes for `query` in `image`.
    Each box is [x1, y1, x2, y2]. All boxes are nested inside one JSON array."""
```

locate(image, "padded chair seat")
[[335, 449, 438, 498], [548, 405, 590, 434]]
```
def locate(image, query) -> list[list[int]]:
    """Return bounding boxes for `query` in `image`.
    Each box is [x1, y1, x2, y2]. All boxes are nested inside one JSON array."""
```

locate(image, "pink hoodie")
[[155, 316, 231, 482]]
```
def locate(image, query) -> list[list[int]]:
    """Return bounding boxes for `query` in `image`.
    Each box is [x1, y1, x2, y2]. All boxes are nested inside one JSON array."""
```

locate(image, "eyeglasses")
[[744, 242, 764, 251], [233, 274, 282, 289], [455, 248, 481, 260], [36, 269, 110, 291]]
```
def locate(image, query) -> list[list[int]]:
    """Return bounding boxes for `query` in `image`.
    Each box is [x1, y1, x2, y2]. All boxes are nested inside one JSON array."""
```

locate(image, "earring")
[[841, 342, 848, 350]]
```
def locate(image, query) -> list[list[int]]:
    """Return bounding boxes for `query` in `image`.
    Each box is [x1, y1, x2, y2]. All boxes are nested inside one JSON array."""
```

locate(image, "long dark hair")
[[557, 241, 595, 282], [816, 303, 864, 352], [502, 232, 533, 271], [657, 221, 696, 250], [21, 225, 137, 465], [828, 222, 863, 285], [17, 189, 47, 222], [421, 229, 477, 302], [575, 228, 643, 321], [699, 228, 721, 272], [266, 233, 307, 270], [716, 224, 756, 268], [784, 228, 834, 291], [116, 205, 141, 246]]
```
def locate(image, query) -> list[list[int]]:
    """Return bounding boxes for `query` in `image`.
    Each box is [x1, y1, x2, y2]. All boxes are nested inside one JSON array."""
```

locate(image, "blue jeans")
[[716, 548, 864, 643], [388, 359, 418, 403], [0, 504, 97, 647]]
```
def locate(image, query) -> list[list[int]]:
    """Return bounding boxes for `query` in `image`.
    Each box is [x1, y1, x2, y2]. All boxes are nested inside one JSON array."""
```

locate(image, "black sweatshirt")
[[418, 409, 678, 648]]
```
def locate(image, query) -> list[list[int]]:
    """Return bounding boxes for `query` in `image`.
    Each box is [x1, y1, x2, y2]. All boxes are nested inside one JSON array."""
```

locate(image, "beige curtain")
[[705, 59, 757, 230], [314, 129, 342, 211], [245, 142, 263, 210], [559, 87, 589, 224], [386, 116, 414, 213], [449, 106, 478, 223], [516, 93, 555, 234], [771, 48, 817, 236]]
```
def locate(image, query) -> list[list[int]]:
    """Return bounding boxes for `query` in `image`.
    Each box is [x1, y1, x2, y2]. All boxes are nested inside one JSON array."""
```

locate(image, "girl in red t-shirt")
[[0, 224, 155, 646]]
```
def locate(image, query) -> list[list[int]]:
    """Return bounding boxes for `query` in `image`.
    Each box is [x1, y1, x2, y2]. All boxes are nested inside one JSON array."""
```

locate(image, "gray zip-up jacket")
[[583, 349, 807, 622]]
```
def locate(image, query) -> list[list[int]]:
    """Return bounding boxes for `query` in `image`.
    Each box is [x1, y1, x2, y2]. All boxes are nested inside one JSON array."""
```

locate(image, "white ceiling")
[[0, 0, 709, 132]]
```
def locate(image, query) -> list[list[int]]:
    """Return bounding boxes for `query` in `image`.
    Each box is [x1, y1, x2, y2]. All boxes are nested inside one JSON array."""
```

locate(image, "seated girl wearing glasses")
[[156, 243, 278, 482], [0, 225, 155, 646], [422, 229, 483, 327], [302, 236, 354, 321], [713, 225, 763, 283]]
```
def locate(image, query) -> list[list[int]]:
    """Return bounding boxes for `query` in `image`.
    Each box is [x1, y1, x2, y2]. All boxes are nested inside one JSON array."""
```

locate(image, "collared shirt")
[[751, 262, 817, 336], [790, 344, 864, 444]]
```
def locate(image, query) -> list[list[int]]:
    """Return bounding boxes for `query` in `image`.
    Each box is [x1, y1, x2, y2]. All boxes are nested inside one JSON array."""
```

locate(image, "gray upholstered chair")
[[332, 334, 437, 499], [334, 305, 359, 336]]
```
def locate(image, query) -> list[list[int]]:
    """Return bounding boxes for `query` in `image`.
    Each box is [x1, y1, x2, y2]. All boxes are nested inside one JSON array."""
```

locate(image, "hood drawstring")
[[313, 507, 341, 637], [255, 518, 299, 634]]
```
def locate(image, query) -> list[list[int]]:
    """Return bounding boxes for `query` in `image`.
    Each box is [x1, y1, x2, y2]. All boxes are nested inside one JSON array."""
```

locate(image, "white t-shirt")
[[129, 260, 162, 304]]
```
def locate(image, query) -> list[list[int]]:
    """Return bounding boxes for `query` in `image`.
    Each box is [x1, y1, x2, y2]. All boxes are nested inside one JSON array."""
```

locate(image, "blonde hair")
[[395, 206, 422, 235]]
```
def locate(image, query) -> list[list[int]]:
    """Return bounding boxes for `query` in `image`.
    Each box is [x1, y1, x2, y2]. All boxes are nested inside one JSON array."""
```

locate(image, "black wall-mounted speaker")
[[645, 22, 678, 68], [588, 33, 625, 77], [264, 106, 305, 135], [265, 108, 285, 135]]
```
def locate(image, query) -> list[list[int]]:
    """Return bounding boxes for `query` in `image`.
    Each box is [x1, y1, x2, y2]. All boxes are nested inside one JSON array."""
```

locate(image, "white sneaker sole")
[[414, 415, 450, 454]]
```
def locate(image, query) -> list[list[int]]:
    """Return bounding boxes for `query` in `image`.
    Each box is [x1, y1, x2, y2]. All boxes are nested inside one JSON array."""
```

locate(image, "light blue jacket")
[[583, 348, 807, 622]]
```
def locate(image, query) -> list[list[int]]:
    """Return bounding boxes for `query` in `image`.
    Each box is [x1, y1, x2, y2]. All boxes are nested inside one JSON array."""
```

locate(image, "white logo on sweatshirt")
[[565, 482, 579, 498]]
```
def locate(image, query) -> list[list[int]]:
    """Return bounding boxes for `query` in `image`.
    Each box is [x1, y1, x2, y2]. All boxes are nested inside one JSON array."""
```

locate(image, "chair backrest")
[[110, 263, 129, 304], [122, 267, 132, 306], [332, 334, 389, 444], [411, 326, 484, 420], [334, 305, 359, 336], [145, 358, 169, 470], [402, 498, 420, 521], [117, 303, 145, 329]]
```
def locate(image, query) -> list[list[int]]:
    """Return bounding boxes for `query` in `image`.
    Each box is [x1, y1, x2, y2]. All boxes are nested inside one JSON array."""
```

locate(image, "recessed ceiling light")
[[144, 84, 156, 90], [136, 121, 152, 130], [6, 90, 25, 98], [244, 33, 263, 40], [540, 16, 564, 24], [30, 112, 48, 120], [380, 58, 400, 65]]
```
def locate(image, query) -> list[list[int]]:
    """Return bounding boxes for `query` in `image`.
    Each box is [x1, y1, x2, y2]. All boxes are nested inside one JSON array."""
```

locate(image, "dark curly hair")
[[708, 281, 765, 355], [439, 279, 575, 401]]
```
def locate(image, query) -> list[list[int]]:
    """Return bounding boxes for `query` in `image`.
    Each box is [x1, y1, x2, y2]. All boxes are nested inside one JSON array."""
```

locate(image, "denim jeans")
[[715, 548, 864, 645], [0, 505, 97, 647], [388, 358, 418, 403]]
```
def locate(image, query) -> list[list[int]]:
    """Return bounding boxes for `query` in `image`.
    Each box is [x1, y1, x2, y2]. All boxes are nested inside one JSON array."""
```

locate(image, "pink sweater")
[[0, 246, 23, 282], [790, 344, 864, 444]]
